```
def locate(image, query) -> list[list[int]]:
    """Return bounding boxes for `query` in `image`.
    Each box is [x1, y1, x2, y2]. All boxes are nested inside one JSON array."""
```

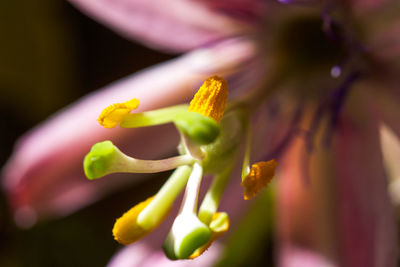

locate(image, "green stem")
[[113, 153, 195, 174], [198, 165, 233, 225], [180, 162, 203, 214], [120, 105, 188, 128], [137, 165, 192, 230], [241, 117, 252, 180]]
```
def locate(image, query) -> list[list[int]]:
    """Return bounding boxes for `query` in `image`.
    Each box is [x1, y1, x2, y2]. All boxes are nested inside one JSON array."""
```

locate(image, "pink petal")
[[195, 0, 267, 22], [68, 0, 253, 53], [277, 92, 397, 267], [277, 128, 325, 266], [280, 245, 336, 267], [333, 93, 397, 267], [2, 38, 257, 227], [108, 243, 221, 267]]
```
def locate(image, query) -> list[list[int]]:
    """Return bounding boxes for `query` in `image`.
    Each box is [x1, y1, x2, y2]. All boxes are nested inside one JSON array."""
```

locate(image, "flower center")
[[273, 14, 346, 75]]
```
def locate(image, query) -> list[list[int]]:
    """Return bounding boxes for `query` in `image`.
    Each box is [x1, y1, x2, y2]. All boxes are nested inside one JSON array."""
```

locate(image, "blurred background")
[[0, 1, 176, 266]]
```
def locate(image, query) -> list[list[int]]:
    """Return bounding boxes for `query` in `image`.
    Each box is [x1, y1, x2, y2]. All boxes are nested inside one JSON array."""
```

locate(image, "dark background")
[[0, 1, 174, 266]]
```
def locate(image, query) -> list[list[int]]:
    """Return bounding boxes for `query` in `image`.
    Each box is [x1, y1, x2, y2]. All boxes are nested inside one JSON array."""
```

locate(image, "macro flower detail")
[[112, 196, 157, 245], [83, 75, 277, 260], [4, 0, 399, 266], [242, 160, 277, 200], [188, 75, 228, 122], [189, 212, 230, 259], [97, 98, 140, 128]]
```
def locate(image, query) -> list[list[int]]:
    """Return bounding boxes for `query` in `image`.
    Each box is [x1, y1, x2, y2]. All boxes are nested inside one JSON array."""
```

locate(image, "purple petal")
[[2, 38, 257, 227], [68, 0, 254, 53]]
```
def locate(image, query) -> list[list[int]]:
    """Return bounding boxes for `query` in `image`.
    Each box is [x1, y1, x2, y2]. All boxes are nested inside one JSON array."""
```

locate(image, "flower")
[[85, 76, 277, 259], [3, 0, 400, 266]]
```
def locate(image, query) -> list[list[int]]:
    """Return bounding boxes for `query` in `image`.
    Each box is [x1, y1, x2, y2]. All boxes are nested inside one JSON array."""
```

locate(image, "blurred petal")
[[194, 0, 267, 23], [361, 2, 400, 72], [369, 19, 400, 67], [346, 0, 393, 15], [280, 245, 336, 267], [380, 124, 400, 206], [277, 120, 329, 266], [108, 242, 221, 267], [277, 91, 397, 267], [68, 0, 253, 53], [2, 37, 257, 226], [333, 92, 397, 267], [363, 80, 400, 139]]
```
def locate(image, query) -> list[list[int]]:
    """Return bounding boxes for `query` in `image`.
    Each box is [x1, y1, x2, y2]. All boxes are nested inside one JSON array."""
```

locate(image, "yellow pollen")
[[188, 76, 228, 123], [98, 98, 140, 128], [189, 212, 230, 259], [241, 160, 277, 200], [113, 196, 156, 245]]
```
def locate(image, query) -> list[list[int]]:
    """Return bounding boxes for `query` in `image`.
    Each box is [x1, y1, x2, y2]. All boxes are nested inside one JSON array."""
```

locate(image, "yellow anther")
[[188, 76, 228, 123], [241, 160, 277, 200], [98, 98, 140, 128], [189, 212, 230, 259], [113, 196, 158, 245]]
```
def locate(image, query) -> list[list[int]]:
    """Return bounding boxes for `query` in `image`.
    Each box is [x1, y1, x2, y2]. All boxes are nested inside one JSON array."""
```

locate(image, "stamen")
[[241, 160, 277, 200], [188, 76, 228, 123], [98, 98, 139, 128], [112, 196, 157, 245], [113, 166, 192, 246]]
